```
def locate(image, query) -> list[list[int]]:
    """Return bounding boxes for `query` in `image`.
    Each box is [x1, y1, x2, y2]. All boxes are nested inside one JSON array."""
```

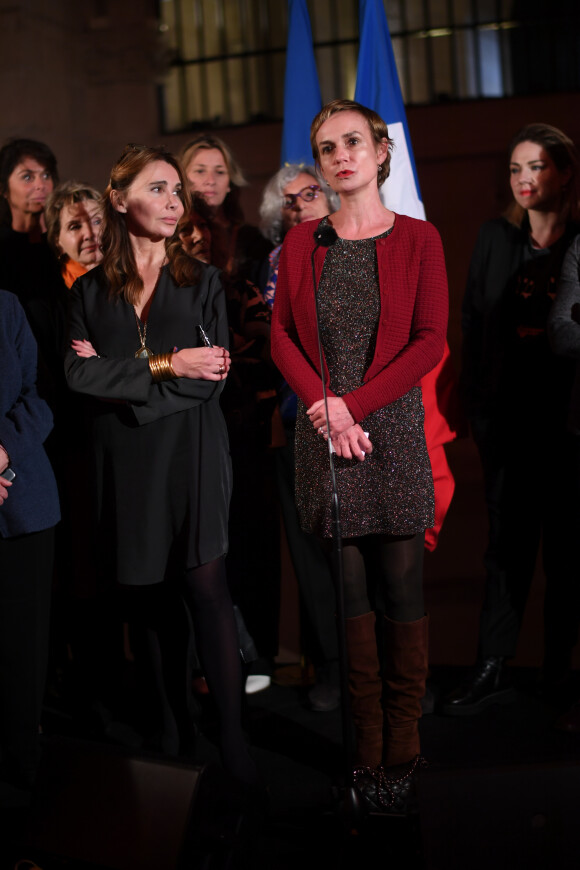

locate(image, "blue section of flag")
[[280, 0, 322, 166], [354, 0, 425, 218]]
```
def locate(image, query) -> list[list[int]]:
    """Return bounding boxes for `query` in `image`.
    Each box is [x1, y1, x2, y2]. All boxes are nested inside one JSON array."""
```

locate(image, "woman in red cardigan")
[[271, 99, 448, 813]]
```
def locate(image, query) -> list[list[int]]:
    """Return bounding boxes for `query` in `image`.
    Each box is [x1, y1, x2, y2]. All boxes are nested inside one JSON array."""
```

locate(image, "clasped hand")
[[307, 397, 373, 462]]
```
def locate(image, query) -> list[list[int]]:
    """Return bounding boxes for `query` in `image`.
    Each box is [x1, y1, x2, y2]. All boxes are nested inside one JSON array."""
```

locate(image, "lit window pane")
[[454, 28, 478, 98], [431, 35, 453, 100], [408, 35, 429, 103], [428, 0, 451, 29], [406, 0, 426, 31], [478, 29, 503, 96], [452, 0, 474, 25]]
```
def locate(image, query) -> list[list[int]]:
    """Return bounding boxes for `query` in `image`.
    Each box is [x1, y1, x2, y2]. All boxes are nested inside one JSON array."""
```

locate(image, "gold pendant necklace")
[[134, 310, 153, 358], [133, 258, 167, 358]]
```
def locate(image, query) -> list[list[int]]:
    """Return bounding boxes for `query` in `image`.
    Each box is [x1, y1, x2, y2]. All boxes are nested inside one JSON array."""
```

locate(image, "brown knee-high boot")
[[345, 612, 383, 768], [382, 614, 429, 767]]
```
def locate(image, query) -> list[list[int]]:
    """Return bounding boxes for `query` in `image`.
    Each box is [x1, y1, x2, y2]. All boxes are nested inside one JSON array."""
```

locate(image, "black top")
[[65, 263, 232, 585], [0, 226, 67, 411], [461, 216, 578, 430]]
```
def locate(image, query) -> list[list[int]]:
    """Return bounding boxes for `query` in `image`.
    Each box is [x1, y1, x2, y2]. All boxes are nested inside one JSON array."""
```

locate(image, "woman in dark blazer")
[[444, 123, 580, 715], [65, 144, 257, 788], [0, 289, 60, 795]]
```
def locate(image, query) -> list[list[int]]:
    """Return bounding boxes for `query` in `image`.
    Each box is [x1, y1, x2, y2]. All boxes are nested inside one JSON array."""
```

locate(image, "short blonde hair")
[[310, 99, 394, 188]]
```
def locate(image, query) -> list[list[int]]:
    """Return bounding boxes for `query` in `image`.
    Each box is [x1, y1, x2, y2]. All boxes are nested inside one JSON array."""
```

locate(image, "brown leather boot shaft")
[[382, 614, 429, 767], [345, 611, 383, 767]]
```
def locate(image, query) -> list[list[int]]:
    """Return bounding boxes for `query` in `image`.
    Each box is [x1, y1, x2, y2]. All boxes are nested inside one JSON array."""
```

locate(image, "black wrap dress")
[[65, 263, 232, 586]]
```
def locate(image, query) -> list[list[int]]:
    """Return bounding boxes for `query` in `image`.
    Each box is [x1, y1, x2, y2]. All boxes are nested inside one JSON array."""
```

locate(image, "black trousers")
[[476, 422, 580, 669], [0, 527, 55, 786]]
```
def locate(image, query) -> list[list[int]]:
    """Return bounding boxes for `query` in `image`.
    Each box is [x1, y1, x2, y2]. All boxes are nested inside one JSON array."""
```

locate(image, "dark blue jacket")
[[0, 290, 60, 537]]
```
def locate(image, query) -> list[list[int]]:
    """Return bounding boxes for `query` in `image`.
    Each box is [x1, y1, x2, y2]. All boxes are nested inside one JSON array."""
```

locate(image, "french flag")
[[354, 0, 426, 220], [280, 0, 322, 166], [354, 0, 458, 549]]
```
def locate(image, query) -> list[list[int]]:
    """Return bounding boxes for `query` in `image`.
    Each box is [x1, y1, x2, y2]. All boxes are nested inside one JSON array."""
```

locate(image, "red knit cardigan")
[[271, 214, 449, 424]]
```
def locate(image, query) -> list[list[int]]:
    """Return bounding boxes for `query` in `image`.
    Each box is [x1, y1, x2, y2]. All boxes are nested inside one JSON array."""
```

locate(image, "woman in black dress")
[[65, 144, 257, 787]]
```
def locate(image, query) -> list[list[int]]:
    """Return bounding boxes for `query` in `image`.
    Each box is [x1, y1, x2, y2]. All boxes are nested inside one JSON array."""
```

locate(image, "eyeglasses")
[[282, 185, 321, 209]]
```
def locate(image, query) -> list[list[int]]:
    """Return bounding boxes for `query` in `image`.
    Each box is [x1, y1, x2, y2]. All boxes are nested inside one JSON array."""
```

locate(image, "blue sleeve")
[[0, 294, 54, 462]]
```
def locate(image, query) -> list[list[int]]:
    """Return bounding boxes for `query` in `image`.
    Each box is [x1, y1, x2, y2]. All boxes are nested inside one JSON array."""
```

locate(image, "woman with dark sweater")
[[0, 290, 60, 796]]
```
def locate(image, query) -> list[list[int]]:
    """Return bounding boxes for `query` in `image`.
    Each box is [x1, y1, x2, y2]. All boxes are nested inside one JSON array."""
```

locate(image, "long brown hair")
[[101, 143, 200, 304], [504, 123, 580, 227]]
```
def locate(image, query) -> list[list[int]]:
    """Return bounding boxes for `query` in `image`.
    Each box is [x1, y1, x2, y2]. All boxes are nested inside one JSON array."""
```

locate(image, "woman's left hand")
[[307, 397, 355, 439], [331, 425, 373, 462], [71, 339, 98, 358]]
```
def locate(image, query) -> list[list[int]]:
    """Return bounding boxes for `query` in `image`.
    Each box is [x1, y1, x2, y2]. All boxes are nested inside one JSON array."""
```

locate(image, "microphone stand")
[[310, 229, 364, 830]]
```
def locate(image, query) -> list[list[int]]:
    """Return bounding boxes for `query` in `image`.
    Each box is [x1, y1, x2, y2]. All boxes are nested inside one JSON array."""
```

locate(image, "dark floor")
[[2, 437, 580, 869]]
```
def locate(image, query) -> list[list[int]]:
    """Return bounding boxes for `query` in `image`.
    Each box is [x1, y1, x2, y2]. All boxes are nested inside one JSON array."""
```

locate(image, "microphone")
[[310, 221, 338, 460], [313, 224, 338, 248]]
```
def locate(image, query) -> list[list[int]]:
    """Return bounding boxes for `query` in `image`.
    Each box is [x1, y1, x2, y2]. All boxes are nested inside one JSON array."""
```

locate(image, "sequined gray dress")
[[295, 227, 434, 539]]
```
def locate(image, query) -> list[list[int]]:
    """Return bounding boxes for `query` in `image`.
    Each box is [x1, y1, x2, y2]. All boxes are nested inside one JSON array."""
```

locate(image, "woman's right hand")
[[171, 346, 231, 381], [331, 425, 373, 462]]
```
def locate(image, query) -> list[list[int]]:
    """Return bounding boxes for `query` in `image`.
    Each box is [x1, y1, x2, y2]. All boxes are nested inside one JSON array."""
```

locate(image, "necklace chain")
[[134, 309, 153, 358], [132, 259, 167, 359]]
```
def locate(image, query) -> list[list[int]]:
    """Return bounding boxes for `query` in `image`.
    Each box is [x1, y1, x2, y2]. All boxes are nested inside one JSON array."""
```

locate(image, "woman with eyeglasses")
[[259, 165, 343, 711], [271, 101, 448, 813], [65, 144, 260, 792]]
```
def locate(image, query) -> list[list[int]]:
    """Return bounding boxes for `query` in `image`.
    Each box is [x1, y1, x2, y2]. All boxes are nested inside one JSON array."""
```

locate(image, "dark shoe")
[[308, 661, 340, 712], [440, 656, 516, 716], [353, 755, 426, 816], [308, 681, 340, 712]]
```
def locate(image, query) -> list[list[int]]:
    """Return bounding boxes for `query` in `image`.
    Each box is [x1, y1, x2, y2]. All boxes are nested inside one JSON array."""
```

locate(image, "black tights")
[[182, 558, 256, 783], [125, 557, 256, 784], [340, 533, 425, 622]]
